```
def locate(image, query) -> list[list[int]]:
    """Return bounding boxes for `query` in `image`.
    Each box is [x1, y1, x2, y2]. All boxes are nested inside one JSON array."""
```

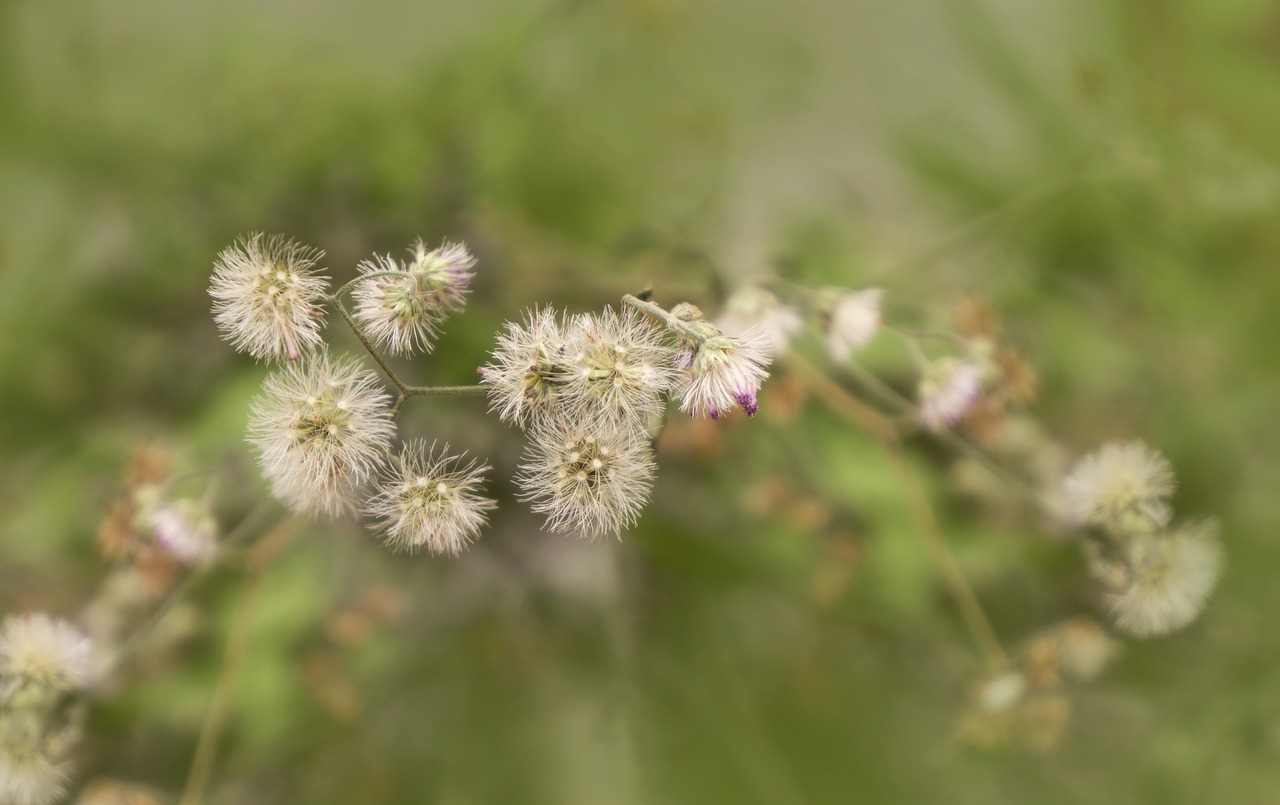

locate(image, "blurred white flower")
[[248, 350, 395, 517], [825, 288, 882, 362], [1064, 440, 1175, 529], [0, 742, 65, 805], [1102, 521, 1223, 637], [517, 419, 655, 539], [0, 613, 93, 692], [365, 441, 496, 556], [717, 286, 802, 357], [918, 358, 983, 430], [209, 233, 329, 362]]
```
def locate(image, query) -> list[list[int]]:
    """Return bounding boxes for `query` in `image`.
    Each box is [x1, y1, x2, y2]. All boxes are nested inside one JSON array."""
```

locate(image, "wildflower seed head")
[[517, 420, 656, 540], [0, 742, 66, 805], [564, 307, 674, 426], [365, 441, 497, 556], [717, 286, 803, 357], [248, 349, 395, 518], [680, 329, 772, 421], [209, 233, 329, 362], [918, 358, 983, 430], [823, 287, 883, 362], [482, 307, 574, 427], [1102, 521, 1223, 637], [0, 614, 93, 693], [1064, 440, 1176, 530]]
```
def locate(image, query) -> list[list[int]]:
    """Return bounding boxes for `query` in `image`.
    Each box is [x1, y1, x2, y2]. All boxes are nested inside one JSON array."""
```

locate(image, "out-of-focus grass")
[[3, 0, 1280, 802]]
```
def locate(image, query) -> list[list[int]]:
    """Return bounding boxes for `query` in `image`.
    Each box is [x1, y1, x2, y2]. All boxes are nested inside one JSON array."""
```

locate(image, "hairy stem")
[[622, 293, 707, 343], [332, 297, 413, 391]]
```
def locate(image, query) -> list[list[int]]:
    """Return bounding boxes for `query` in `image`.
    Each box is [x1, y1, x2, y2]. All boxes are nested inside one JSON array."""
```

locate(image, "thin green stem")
[[331, 297, 412, 391], [402, 384, 487, 397], [328, 269, 411, 302]]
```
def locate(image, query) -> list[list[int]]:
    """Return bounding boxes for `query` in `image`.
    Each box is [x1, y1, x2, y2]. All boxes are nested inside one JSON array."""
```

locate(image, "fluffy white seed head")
[[0, 614, 93, 693], [1101, 521, 1223, 637], [563, 307, 675, 426], [365, 441, 497, 556], [825, 288, 883, 362], [517, 419, 655, 540], [0, 743, 66, 805], [1064, 440, 1176, 529], [247, 350, 395, 518], [209, 233, 329, 362], [482, 307, 575, 427], [351, 240, 474, 356], [717, 286, 803, 357], [679, 329, 772, 421], [918, 358, 983, 430]]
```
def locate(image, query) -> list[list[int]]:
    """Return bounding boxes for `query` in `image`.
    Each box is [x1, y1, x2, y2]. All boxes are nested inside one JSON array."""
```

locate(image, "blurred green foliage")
[[3, 0, 1280, 802]]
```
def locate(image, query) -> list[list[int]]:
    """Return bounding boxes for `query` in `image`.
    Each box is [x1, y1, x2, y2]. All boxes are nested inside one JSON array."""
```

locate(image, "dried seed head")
[[482, 307, 575, 427], [365, 441, 496, 556], [351, 240, 475, 356], [248, 350, 395, 518], [517, 419, 655, 539], [209, 233, 329, 362], [563, 307, 675, 426]]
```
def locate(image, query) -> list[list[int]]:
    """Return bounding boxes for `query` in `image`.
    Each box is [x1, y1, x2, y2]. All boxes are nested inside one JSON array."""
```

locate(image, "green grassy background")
[[3, 0, 1279, 802]]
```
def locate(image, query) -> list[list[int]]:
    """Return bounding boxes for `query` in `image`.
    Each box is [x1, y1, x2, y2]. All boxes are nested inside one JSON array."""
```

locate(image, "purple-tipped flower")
[[918, 358, 983, 430], [680, 330, 772, 421]]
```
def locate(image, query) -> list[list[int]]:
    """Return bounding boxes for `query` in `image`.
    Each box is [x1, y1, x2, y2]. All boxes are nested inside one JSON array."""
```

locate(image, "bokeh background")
[[3, 0, 1280, 802]]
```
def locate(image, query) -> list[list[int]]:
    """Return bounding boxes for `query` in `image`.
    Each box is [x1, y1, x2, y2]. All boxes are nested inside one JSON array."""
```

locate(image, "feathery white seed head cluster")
[[209, 233, 329, 362], [211, 233, 500, 555], [365, 441, 496, 556], [485, 305, 673, 538], [248, 349, 395, 518], [351, 240, 474, 356], [717, 286, 803, 357], [1066, 441, 1223, 637], [0, 613, 94, 805]]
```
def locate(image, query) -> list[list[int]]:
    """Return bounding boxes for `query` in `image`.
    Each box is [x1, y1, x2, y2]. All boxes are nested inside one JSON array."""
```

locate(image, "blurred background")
[[3, 0, 1280, 802]]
